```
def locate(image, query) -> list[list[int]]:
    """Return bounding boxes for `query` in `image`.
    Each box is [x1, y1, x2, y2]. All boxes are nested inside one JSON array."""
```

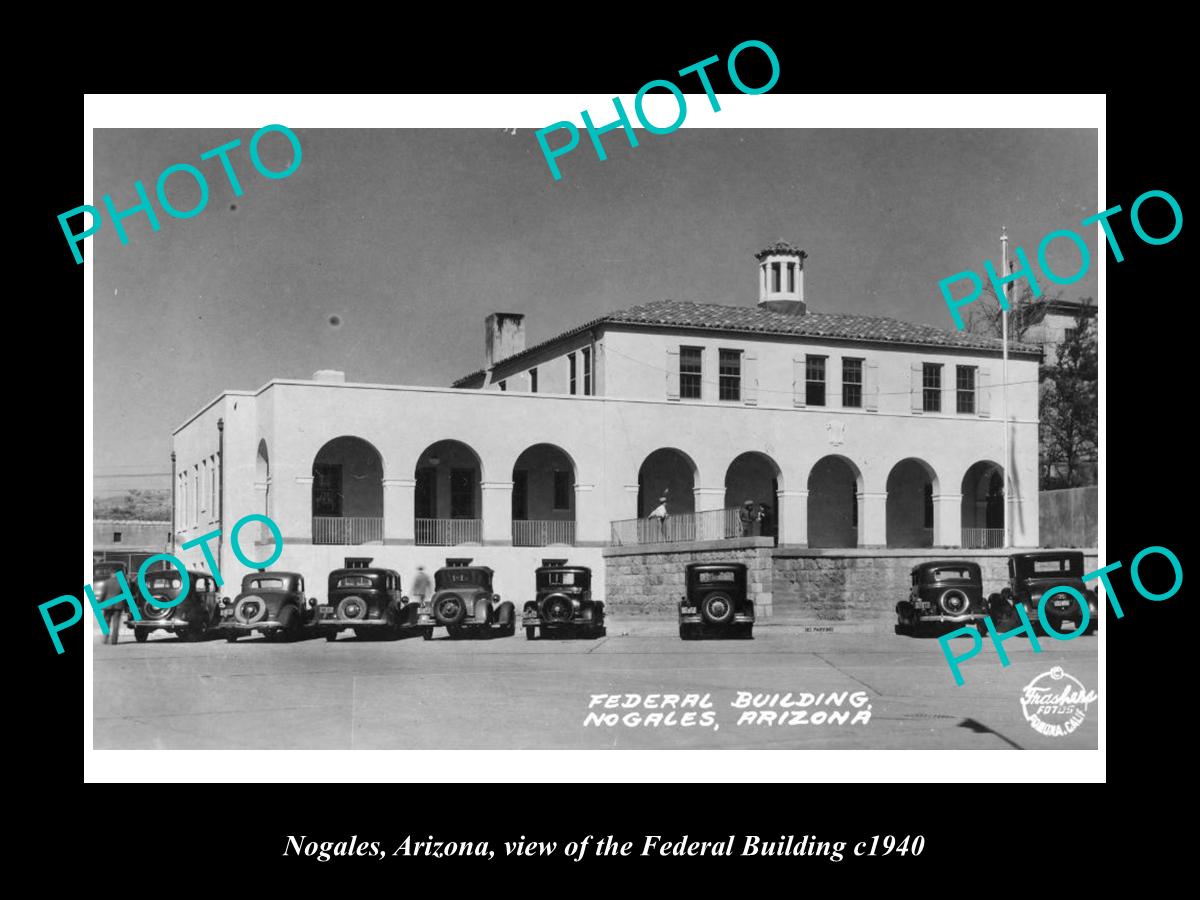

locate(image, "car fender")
[[495, 601, 515, 626], [472, 596, 492, 624]]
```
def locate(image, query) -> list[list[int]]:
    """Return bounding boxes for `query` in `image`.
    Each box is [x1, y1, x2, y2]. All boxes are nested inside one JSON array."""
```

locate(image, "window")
[[718, 349, 741, 401], [680, 346, 702, 399], [529, 367, 538, 393], [787, 263, 796, 293], [498, 380, 506, 391], [923, 482, 934, 528], [450, 468, 475, 518], [922, 363, 942, 413], [113, 531, 122, 543], [568, 353, 576, 395], [956, 365, 976, 414], [553, 469, 572, 510], [1064, 327, 1077, 343], [771, 262, 781, 292], [805, 355, 826, 406], [842, 358, 863, 408], [201, 459, 208, 514], [582, 347, 592, 396], [194, 465, 201, 527]]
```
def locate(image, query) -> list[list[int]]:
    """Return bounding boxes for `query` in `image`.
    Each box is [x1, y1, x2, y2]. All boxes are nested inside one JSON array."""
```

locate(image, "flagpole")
[[1001, 227, 1011, 549]]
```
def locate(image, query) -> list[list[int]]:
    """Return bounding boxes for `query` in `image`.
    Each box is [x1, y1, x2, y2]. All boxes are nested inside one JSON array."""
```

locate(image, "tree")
[[94, 488, 171, 521], [1040, 301, 1098, 488], [964, 282, 1059, 343]]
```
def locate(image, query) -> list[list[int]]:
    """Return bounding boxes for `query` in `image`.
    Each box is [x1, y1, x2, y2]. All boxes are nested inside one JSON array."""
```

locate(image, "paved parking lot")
[[93, 621, 1098, 750]]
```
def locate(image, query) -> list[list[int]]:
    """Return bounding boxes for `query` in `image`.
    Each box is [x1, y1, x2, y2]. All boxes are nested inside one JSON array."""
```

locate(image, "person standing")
[[758, 502, 776, 546], [648, 495, 669, 541], [411, 565, 432, 606], [739, 499, 756, 537]]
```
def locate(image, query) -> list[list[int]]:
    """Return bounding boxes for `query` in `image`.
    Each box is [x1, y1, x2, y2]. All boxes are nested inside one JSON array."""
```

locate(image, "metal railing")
[[610, 507, 748, 546], [415, 518, 482, 546], [313, 517, 384, 545], [962, 527, 1005, 549], [512, 519, 576, 546]]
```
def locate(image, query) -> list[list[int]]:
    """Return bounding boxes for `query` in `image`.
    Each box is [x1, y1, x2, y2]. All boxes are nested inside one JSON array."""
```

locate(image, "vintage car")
[[127, 570, 221, 643], [678, 562, 754, 639], [895, 560, 990, 635], [417, 564, 515, 639], [313, 568, 419, 640], [218, 571, 314, 642], [522, 564, 605, 639], [990, 551, 1099, 636]]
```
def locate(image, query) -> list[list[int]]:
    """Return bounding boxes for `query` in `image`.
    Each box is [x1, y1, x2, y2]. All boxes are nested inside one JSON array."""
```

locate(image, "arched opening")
[[631, 448, 697, 543], [512, 444, 576, 546], [312, 436, 383, 545], [886, 458, 938, 548], [724, 451, 781, 539], [807, 455, 862, 548], [414, 440, 483, 546], [255, 440, 270, 518], [961, 460, 1005, 548]]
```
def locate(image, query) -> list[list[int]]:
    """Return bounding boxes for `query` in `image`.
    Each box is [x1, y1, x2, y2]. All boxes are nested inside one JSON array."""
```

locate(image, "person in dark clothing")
[[739, 500, 756, 537]]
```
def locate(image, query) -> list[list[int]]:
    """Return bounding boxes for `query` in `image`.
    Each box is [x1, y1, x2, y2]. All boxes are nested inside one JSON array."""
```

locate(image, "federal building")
[[171, 243, 1041, 616]]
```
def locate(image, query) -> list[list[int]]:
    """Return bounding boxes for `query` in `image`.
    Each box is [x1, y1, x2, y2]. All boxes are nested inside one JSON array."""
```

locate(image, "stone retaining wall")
[[604, 544, 1099, 622]]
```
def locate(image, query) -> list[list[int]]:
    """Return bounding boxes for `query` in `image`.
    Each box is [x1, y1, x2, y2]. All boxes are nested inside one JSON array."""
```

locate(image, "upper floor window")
[[718, 349, 741, 401], [842, 358, 863, 408], [956, 365, 976, 414], [771, 262, 782, 292], [1064, 327, 1077, 344], [582, 347, 592, 396], [922, 363, 942, 413], [529, 367, 538, 393], [787, 263, 796, 293], [568, 353, 577, 395], [806, 355, 827, 406], [680, 346, 702, 399], [113, 531, 122, 543]]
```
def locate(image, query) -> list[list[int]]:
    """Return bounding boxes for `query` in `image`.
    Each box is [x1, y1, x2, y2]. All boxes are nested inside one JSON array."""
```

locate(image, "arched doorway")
[[724, 451, 781, 539], [312, 436, 384, 544], [807, 455, 861, 548], [414, 440, 483, 545], [961, 460, 1004, 548], [512, 444, 576, 546], [886, 458, 938, 548], [634, 448, 697, 542]]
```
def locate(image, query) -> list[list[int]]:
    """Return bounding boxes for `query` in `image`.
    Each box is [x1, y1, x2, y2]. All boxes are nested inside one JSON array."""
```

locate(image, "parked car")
[[127, 570, 221, 643], [313, 568, 419, 641], [522, 564, 605, 639], [678, 562, 754, 639], [218, 571, 314, 642], [895, 560, 990, 636], [418, 564, 515, 639], [990, 551, 1098, 636]]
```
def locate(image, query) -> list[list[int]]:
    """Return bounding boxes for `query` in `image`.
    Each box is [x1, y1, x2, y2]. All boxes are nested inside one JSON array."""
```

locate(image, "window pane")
[[680, 346, 702, 399], [719, 349, 741, 401], [842, 358, 863, 408], [530, 367, 538, 393], [568, 353, 576, 395], [806, 356, 826, 406], [787, 263, 796, 293], [922, 363, 941, 412], [956, 365, 975, 414], [771, 262, 781, 292], [582, 348, 592, 396]]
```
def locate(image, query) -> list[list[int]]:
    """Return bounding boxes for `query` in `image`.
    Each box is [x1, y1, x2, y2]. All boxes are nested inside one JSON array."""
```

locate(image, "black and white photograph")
[[83, 96, 1105, 773]]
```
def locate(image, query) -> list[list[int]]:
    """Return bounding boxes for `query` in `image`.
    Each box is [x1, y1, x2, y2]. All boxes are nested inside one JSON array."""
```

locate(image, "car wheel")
[[525, 626, 536, 640], [700, 592, 736, 626], [134, 629, 149, 644]]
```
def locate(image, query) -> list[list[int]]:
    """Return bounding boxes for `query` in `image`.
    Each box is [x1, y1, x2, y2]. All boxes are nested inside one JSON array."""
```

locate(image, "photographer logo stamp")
[[1019, 666, 1097, 737]]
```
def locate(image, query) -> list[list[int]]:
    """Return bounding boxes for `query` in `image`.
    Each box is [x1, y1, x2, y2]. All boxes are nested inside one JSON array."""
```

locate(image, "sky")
[[92, 127, 1097, 490]]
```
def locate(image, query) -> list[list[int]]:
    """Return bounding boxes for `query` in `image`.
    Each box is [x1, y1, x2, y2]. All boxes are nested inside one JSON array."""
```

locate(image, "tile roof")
[[457, 299, 1042, 384]]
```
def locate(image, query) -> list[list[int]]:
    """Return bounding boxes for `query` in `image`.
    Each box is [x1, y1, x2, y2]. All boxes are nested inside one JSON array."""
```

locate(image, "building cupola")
[[755, 241, 807, 315]]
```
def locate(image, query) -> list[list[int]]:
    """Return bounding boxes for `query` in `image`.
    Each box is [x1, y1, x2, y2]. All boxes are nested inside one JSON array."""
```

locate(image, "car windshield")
[[1029, 557, 1082, 576], [929, 567, 976, 582], [248, 578, 287, 591], [546, 572, 578, 586], [699, 571, 735, 583], [337, 575, 375, 588], [147, 576, 182, 590]]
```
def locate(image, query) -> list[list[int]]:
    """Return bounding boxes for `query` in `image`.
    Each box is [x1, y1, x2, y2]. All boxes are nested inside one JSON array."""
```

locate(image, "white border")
[[84, 93, 1105, 783]]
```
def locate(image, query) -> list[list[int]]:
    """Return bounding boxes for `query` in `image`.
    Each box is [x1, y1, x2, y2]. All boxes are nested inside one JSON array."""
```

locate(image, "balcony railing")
[[962, 527, 1005, 549], [610, 507, 746, 546], [512, 519, 576, 547], [415, 518, 482, 546], [313, 517, 384, 545]]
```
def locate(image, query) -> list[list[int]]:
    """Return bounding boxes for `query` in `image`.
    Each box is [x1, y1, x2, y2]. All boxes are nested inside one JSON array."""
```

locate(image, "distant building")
[[92, 519, 171, 570], [171, 243, 1041, 603], [1023, 297, 1096, 363]]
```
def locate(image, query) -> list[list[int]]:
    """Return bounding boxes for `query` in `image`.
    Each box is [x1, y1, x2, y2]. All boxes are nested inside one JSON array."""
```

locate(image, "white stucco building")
[[171, 243, 1041, 604]]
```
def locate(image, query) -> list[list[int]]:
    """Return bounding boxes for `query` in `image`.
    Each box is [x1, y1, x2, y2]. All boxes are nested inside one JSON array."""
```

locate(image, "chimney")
[[485, 312, 526, 367], [755, 242, 808, 315]]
